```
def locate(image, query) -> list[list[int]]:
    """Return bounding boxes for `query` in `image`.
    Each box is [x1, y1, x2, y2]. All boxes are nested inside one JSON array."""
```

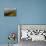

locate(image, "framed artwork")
[[4, 8, 16, 16]]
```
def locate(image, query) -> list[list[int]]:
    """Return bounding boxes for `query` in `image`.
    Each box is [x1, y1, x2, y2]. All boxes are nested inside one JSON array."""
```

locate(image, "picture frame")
[[4, 8, 16, 16]]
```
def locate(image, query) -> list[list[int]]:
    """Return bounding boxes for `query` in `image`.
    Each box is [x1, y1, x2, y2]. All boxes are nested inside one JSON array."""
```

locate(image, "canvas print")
[[4, 8, 16, 16]]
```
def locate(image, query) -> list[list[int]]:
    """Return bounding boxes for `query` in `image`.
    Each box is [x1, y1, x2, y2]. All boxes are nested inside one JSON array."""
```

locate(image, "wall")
[[0, 0, 46, 44]]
